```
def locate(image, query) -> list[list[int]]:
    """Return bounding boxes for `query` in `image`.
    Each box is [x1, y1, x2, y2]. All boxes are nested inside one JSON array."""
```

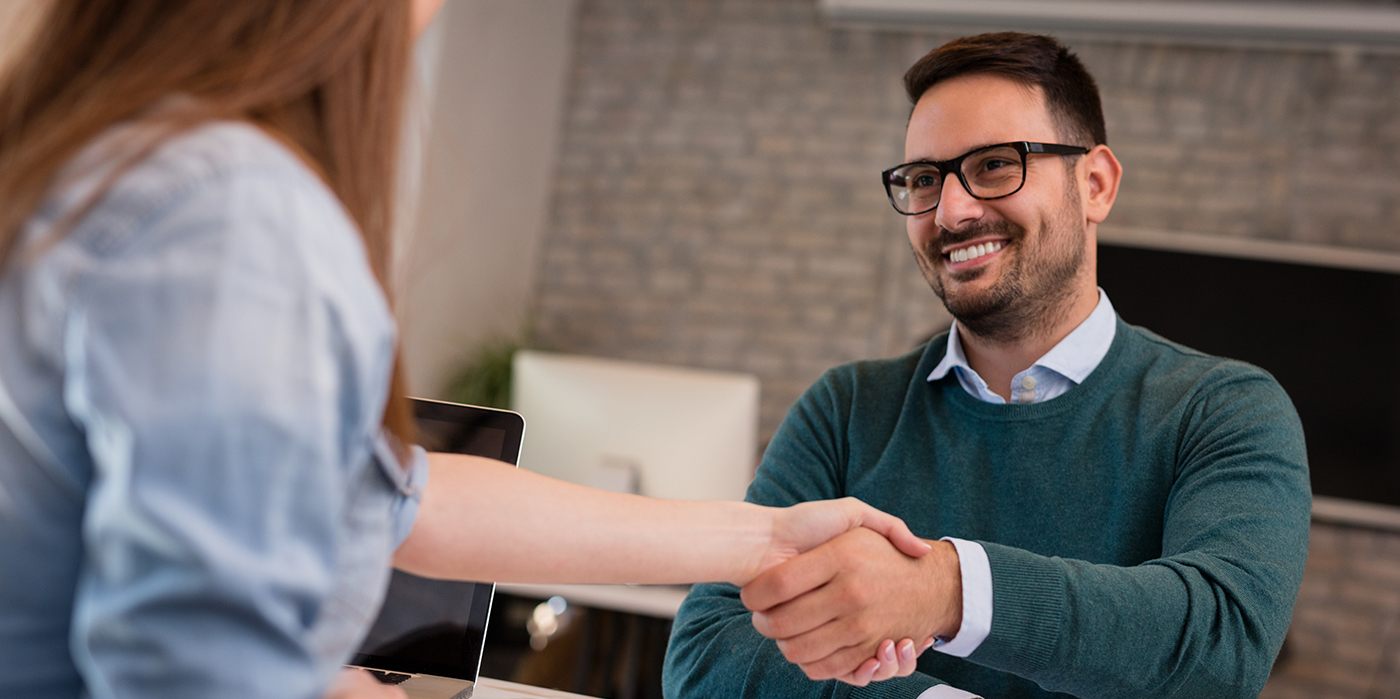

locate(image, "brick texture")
[[533, 0, 1400, 440], [1262, 522, 1400, 698]]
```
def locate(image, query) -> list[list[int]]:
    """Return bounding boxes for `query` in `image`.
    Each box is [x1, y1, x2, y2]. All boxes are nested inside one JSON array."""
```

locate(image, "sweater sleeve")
[[663, 370, 955, 699], [966, 369, 1310, 698]]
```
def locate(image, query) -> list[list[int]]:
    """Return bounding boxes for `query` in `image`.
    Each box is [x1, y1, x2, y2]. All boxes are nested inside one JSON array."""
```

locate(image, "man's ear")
[[1081, 145, 1122, 225]]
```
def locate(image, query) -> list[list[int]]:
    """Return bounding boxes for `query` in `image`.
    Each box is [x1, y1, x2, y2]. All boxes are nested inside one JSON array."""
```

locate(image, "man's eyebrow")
[[902, 142, 1004, 163]]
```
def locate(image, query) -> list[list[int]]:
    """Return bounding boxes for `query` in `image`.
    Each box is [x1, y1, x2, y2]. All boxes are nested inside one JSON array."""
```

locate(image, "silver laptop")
[[349, 398, 526, 699]]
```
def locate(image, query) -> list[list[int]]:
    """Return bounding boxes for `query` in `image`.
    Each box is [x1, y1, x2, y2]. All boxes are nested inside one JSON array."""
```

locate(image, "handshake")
[[737, 499, 965, 687]]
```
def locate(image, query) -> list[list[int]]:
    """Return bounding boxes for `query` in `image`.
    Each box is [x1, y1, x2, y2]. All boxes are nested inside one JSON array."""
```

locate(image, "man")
[[663, 32, 1309, 699]]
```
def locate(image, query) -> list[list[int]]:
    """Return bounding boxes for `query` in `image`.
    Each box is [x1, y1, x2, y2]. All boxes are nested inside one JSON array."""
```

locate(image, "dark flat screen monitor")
[[1097, 234, 1400, 510]]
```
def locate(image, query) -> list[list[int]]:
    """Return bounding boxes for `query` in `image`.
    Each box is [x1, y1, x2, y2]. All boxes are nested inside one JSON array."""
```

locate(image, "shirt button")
[[1021, 375, 1037, 390]]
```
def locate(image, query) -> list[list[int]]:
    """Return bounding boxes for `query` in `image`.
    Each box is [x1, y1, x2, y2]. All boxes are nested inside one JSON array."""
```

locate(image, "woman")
[[0, 2, 930, 697]]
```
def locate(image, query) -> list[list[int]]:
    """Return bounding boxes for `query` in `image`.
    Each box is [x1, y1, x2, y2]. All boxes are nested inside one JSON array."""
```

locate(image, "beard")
[[912, 193, 1086, 344]]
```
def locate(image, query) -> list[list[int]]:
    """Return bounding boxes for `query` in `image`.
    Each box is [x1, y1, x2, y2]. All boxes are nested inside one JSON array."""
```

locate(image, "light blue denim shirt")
[[0, 119, 426, 699]]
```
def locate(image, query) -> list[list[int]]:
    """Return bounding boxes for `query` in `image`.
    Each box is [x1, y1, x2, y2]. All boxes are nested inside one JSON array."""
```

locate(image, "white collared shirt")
[[928, 289, 1117, 404], [915, 290, 1117, 699]]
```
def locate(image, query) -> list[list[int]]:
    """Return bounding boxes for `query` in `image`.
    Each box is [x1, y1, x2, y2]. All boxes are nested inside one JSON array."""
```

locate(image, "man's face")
[[904, 74, 1092, 340]]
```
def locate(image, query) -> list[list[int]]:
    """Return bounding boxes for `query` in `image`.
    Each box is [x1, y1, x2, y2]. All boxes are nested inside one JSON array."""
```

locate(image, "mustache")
[[935, 220, 1025, 250]]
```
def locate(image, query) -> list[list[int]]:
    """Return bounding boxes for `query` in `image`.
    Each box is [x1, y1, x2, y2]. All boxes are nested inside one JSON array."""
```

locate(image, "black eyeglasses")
[[881, 141, 1089, 216]]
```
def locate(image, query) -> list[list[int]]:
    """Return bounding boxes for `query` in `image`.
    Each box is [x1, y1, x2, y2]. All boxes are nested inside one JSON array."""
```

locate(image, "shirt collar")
[[1035, 289, 1116, 383], [927, 289, 1116, 384], [928, 321, 972, 382]]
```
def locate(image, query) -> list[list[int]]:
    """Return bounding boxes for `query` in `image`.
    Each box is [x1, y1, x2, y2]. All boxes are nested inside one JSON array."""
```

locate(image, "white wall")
[[399, 0, 578, 395]]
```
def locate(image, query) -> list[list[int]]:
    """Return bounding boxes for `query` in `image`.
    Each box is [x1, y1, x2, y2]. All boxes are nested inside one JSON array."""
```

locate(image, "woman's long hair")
[[0, 0, 415, 444]]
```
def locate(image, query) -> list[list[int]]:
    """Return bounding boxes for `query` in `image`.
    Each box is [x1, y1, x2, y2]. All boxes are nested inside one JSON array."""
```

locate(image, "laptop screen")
[[350, 399, 525, 681]]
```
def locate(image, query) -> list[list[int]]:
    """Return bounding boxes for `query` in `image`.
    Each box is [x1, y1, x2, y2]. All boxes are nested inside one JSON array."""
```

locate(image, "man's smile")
[[941, 238, 1009, 271]]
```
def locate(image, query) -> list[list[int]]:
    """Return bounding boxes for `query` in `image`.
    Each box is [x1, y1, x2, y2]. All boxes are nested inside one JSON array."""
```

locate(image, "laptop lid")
[[350, 398, 525, 684]]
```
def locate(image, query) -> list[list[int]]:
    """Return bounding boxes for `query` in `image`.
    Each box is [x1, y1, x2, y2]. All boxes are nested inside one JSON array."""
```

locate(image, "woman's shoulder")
[[127, 120, 323, 195], [26, 115, 392, 346], [47, 118, 350, 255]]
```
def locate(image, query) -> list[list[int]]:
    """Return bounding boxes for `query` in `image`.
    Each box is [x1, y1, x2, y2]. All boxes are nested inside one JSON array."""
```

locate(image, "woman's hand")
[[745, 496, 932, 584], [324, 669, 408, 699]]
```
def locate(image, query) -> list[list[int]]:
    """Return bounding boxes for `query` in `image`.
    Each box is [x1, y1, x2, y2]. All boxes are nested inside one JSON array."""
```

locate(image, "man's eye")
[[981, 158, 1015, 171], [912, 173, 939, 188]]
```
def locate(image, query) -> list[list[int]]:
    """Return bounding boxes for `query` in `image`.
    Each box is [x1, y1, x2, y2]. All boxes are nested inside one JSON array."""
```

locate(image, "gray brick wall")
[[529, 3, 1400, 693], [535, 0, 952, 434], [1263, 522, 1400, 698], [533, 0, 1400, 438], [1096, 42, 1400, 248]]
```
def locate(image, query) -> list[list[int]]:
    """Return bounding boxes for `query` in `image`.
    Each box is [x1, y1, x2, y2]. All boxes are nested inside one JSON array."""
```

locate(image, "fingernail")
[[883, 644, 896, 662], [899, 641, 914, 659]]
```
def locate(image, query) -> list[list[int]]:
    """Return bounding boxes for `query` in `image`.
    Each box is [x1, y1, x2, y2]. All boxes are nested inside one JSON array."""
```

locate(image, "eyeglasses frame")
[[881, 141, 1090, 216]]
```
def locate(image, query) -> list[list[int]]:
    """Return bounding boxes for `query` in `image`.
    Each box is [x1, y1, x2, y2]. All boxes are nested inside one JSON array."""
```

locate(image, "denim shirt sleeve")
[[374, 437, 430, 548], [55, 129, 406, 699]]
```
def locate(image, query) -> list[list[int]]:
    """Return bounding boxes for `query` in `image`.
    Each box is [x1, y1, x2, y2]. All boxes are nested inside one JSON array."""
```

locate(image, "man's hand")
[[741, 527, 963, 682], [324, 669, 408, 699], [838, 636, 937, 687], [746, 497, 932, 585]]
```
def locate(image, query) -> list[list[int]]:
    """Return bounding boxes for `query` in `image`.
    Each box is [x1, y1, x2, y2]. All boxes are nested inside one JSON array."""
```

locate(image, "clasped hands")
[[748, 508, 964, 687]]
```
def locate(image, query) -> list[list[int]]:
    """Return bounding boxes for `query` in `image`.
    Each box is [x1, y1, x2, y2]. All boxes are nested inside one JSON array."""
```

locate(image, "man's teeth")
[[948, 241, 1004, 264]]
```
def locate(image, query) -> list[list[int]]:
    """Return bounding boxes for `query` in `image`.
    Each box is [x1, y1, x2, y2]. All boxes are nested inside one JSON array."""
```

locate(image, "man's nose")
[[933, 175, 985, 233]]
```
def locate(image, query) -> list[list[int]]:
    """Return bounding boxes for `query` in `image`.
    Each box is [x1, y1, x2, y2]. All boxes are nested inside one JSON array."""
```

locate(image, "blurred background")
[[4, 1, 1398, 697], [398, 6, 1400, 693]]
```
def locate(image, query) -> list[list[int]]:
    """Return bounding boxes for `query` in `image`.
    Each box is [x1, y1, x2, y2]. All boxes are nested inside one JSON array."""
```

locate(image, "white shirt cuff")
[[916, 684, 984, 699], [931, 537, 992, 658]]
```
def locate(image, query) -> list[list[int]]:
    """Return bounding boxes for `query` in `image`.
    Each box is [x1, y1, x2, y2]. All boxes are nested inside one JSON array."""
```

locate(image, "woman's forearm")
[[392, 453, 772, 585]]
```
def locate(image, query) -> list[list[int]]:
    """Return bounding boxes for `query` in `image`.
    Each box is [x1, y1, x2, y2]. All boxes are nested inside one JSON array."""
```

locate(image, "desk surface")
[[404, 676, 597, 699], [495, 583, 690, 619], [474, 676, 599, 698]]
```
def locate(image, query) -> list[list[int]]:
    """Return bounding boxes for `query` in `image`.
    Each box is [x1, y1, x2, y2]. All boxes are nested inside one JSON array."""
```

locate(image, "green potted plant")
[[442, 336, 524, 410]]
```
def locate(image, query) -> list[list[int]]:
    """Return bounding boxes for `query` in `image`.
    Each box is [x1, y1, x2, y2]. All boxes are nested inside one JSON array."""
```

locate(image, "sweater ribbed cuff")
[[844, 673, 940, 699], [967, 541, 1067, 676]]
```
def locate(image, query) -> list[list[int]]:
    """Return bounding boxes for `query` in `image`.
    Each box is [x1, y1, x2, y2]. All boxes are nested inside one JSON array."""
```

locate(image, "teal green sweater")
[[664, 319, 1310, 699]]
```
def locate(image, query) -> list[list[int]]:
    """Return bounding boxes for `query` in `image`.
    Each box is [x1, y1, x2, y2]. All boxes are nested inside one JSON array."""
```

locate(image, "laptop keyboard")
[[368, 670, 413, 685]]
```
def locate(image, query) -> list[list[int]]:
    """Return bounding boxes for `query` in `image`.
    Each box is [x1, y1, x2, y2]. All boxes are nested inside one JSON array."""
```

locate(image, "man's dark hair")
[[904, 32, 1107, 147]]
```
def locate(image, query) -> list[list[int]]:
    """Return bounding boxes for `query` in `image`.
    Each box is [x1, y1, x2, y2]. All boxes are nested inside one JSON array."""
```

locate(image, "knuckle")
[[769, 616, 798, 640], [851, 617, 876, 640], [845, 581, 872, 608], [738, 587, 758, 610], [741, 582, 775, 611], [749, 612, 773, 638], [775, 638, 805, 664], [765, 616, 792, 639], [812, 658, 840, 680], [772, 575, 796, 602], [812, 655, 847, 680]]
